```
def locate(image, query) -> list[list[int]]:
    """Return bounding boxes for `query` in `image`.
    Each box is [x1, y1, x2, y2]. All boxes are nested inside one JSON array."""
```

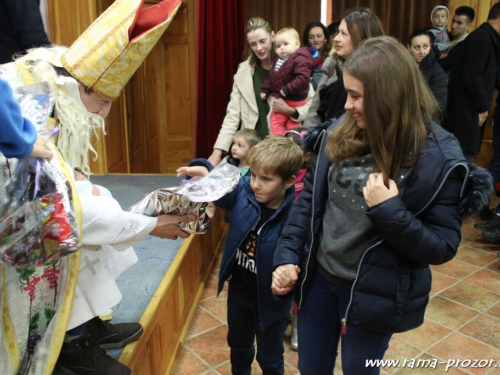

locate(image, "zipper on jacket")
[[298, 129, 326, 308], [341, 162, 470, 330]]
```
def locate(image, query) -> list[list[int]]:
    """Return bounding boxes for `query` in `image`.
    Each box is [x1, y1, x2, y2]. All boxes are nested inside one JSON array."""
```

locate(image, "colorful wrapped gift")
[[0, 83, 79, 267], [129, 158, 240, 233], [0, 159, 80, 267]]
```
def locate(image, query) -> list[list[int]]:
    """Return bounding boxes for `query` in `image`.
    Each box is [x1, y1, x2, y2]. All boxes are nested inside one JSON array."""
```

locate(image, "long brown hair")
[[330, 8, 385, 62], [302, 22, 332, 63], [326, 36, 439, 181], [244, 17, 275, 68]]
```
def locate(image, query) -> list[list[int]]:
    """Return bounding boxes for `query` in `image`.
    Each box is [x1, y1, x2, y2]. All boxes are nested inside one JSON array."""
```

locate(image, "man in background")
[[0, 0, 50, 63], [439, 6, 475, 76], [445, 2, 500, 162]]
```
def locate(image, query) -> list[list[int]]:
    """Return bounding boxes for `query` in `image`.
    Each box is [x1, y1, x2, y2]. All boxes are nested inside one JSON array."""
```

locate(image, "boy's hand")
[[150, 214, 197, 240], [271, 264, 300, 295], [280, 89, 286, 97], [260, 92, 267, 100], [479, 111, 489, 126], [176, 166, 209, 178], [30, 135, 54, 159], [363, 173, 398, 208]]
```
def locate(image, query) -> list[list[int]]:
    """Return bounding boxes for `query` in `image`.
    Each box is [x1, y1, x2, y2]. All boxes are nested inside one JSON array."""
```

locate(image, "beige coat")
[[213, 58, 314, 152]]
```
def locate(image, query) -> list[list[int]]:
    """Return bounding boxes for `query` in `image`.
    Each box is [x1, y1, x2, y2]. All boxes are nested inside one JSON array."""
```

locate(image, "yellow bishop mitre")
[[61, 0, 182, 101]]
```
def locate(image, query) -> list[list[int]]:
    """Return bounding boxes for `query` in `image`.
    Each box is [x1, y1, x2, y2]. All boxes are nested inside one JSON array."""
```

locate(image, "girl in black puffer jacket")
[[271, 37, 491, 375]]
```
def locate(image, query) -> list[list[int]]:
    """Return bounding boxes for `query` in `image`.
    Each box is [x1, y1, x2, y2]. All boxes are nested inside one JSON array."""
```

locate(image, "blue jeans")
[[298, 272, 392, 375], [226, 281, 288, 375]]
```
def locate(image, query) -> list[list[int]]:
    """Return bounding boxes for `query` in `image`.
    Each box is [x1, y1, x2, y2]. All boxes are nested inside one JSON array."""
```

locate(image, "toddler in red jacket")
[[261, 28, 319, 135]]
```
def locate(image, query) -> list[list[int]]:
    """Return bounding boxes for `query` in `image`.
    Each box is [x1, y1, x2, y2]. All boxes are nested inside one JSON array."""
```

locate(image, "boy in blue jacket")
[[177, 136, 303, 375]]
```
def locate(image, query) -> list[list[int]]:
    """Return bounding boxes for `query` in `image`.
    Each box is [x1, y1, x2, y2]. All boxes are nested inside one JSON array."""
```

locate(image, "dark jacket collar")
[[420, 48, 438, 71], [480, 22, 500, 61]]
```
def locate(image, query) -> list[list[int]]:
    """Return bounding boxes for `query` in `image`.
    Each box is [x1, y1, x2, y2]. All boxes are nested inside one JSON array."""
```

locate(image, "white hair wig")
[[16, 46, 107, 175]]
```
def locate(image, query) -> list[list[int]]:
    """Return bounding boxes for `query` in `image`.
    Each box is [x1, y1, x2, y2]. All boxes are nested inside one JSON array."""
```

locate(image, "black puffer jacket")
[[0, 0, 50, 64], [274, 119, 492, 333], [420, 49, 448, 110]]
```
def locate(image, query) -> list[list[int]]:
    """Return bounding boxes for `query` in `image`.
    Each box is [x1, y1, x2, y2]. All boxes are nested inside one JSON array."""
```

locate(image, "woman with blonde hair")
[[303, 7, 384, 128], [208, 17, 314, 166], [271, 36, 491, 374]]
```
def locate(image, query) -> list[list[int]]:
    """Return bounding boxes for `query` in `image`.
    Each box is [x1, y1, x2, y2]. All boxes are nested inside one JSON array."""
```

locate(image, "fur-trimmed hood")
[[301, 120, 493, 218]]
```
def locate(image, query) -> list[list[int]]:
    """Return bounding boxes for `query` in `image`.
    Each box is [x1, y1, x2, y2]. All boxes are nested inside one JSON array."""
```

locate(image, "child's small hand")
[[30, 135, 54, 159], [176, 166, 209, 178], [280, 89, 286, 97], [271, 264, 300, 295], [260, 93, 267, 100]]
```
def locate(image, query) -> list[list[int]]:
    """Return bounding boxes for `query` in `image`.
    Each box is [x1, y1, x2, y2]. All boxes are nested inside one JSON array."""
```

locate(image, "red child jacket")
[[261, 46, 314, 101]]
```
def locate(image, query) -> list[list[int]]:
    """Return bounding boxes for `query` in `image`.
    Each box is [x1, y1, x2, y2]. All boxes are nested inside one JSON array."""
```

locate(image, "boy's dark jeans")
[[227, 281, 288, 375]]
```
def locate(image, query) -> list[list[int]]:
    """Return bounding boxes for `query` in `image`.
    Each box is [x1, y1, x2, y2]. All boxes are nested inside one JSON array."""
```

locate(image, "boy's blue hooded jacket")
[[187, 158, 295, 327]]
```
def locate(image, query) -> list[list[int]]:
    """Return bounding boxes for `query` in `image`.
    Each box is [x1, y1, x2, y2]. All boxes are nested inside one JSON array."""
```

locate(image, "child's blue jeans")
[[226, 281, 288, 375]]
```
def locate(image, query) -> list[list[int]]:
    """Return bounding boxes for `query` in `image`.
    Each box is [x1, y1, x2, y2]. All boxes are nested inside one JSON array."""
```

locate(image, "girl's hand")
[[271, 264, 300, 295], [176, 166, 209, 178], [363, 173, 399, 208]]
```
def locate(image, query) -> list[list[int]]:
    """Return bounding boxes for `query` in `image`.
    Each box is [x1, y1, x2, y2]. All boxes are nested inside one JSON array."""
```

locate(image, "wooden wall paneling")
[[47, 0, 96, 46], [104, 92, 129, 173], [130, 66, 150, 173], [145, 48, 162, 174], [159, 4, 196, 174], [477, 0, 496, 26], [244, 0, 321, 43]]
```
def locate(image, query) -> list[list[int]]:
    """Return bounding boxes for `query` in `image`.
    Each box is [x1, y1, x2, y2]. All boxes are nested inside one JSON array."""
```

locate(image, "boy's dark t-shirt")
[[230, 204, 276, 293]]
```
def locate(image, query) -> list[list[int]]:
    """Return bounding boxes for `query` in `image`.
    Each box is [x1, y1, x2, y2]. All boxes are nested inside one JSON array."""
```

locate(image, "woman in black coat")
[[407, 29, 448, 111]]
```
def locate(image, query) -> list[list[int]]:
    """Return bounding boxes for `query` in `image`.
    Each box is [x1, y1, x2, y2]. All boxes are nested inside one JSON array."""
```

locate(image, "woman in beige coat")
[[208, 17, 314, 166]]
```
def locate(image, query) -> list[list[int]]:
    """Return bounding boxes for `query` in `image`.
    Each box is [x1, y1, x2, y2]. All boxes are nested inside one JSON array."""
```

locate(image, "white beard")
[[17, 46, 107, 175]]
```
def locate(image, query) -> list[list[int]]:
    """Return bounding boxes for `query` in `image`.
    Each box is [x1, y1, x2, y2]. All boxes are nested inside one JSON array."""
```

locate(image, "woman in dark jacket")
[[408, 29, 448, 111], [271, 37, 491, 375]]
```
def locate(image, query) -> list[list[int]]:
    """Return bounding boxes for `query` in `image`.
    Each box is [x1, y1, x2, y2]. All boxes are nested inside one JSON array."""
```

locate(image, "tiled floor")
[[173, 198, 500, 375]]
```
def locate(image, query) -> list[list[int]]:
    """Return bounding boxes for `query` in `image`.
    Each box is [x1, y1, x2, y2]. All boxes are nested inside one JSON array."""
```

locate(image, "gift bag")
[[13, 82, 54, 133], [129, 158, 240, 233], [0, 157, 80, 267]]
